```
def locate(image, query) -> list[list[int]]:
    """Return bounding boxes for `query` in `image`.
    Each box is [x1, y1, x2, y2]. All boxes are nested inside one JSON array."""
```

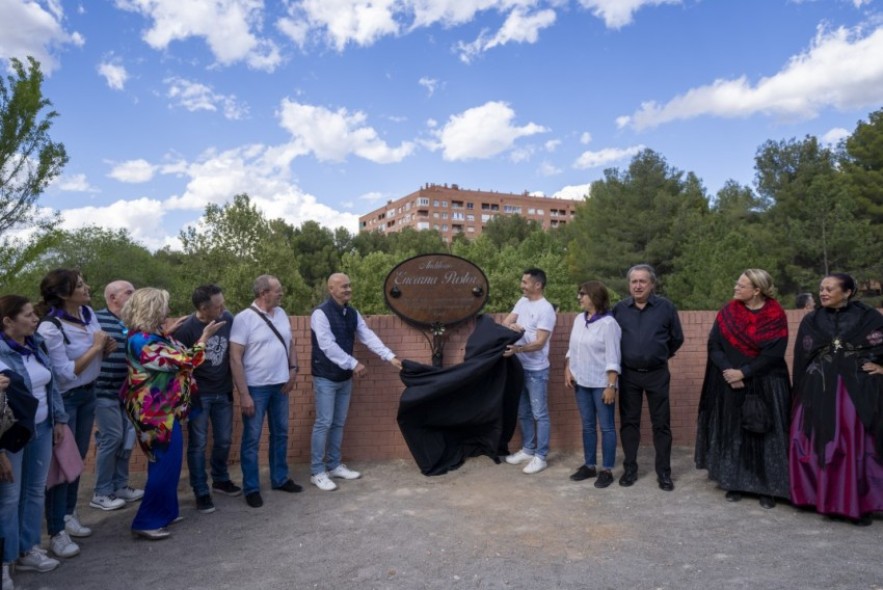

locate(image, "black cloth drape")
[[0, 368, 37, 452], [397, 315, 524, 476]]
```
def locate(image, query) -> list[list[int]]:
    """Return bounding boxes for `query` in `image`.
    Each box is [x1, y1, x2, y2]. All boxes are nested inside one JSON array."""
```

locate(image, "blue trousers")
[[131, 421, 182, 531]]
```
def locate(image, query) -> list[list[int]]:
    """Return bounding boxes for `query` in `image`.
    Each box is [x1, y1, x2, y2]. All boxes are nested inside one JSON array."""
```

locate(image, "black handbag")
[[741, 391, 772, 434]]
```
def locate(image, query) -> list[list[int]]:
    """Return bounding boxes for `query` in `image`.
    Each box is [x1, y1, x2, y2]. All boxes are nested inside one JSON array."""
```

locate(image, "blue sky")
[[1, 0, 881, 249]]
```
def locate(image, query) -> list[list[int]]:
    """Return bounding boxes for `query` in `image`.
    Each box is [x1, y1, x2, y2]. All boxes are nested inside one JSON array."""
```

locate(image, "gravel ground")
[[15, 447, 883, 590]]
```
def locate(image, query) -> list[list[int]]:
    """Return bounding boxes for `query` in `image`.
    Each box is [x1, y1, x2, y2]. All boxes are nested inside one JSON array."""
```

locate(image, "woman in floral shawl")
[[120, 288, 224, 540], [695, 269, 791, 509], [790, 273, 883, 526]]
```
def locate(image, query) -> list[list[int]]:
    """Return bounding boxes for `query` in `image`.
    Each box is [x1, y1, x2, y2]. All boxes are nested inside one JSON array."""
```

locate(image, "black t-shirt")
[[174, 311, 234, 398]]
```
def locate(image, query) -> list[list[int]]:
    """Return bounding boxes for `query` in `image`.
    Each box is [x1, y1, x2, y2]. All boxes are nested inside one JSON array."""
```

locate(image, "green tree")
[[0, 56, 68, 287], [668, 181, 778, 309], [481, 215, 543, 249], [841, 108, 883, 223], [179, 194, 310, 313], [566, 149, 708, 296], [755, 136, 878, 293]]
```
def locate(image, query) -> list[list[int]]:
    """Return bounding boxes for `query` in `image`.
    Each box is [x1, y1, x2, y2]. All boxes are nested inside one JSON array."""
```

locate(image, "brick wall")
[[105, 310, 813, 473]]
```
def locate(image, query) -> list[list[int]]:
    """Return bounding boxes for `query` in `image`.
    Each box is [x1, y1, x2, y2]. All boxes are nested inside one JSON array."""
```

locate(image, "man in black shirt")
[[611, 264, 684, 491], [174, 285, 241, 513]]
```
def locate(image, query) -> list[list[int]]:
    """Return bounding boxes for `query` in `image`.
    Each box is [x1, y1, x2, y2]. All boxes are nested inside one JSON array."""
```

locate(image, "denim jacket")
[[0, 333, 69, 426]]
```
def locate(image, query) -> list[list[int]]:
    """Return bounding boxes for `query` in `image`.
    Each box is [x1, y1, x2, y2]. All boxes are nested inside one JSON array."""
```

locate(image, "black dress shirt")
[[612, 294, 684, 370]]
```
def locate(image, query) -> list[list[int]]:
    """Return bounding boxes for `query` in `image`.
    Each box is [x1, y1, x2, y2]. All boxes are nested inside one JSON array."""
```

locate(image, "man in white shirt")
[[309, 273, 402, 491], [501, 268, 557, 475], [230, 275, 301, 508]]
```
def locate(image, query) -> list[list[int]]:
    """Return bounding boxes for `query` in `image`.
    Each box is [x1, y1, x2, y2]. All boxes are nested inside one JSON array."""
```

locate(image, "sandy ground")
[[13, 447, 883, 590]]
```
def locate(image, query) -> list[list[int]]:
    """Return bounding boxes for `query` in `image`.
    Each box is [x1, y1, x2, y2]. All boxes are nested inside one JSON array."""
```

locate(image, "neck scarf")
[[584, 310, 610, 328], [716, 298, 787, 358], [48, 305, 92, 326], [0, 332, 47, 367]]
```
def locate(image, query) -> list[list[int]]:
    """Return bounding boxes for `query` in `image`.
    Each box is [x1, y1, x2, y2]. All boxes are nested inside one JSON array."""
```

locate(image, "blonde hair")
[[743, 269, 776, 299], [121, 288, 169, 333]]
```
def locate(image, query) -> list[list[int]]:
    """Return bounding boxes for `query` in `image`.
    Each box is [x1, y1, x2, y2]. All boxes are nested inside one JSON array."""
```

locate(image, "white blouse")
[[566, 314, 622, 388]]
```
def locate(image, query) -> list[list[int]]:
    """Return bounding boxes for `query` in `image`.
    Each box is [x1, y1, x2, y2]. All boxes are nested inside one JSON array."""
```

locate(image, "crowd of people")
[[0, 264, 880, 589], [0, 270, 400, 589]]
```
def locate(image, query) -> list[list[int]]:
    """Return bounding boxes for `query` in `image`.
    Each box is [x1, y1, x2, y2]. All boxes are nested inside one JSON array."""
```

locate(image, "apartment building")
[[358, 183, 579, 241]]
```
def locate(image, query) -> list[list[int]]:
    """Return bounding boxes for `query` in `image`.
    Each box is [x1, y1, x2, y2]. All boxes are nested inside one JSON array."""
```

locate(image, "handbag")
[[741, 390, 772, 434]]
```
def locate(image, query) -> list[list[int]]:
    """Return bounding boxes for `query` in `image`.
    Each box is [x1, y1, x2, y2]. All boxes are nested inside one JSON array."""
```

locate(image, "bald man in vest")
[[309, 273, 402, 491]]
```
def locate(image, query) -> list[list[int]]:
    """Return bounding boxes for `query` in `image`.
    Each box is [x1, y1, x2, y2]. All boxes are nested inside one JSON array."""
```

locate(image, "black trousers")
[[619, 365, 672, 478]]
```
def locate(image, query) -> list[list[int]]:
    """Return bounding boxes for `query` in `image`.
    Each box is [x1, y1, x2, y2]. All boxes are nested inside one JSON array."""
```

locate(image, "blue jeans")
[[516, 368, 550, 460], [132, 420, 182, 531], [46, 384, 96, 536], [0, 419, 52, 562], [187, 393, 234, 496], [310, 377, 353, 475], [575, 385, 617, 470], [239, 384, 289, 495], [93, 396, 134, 496]]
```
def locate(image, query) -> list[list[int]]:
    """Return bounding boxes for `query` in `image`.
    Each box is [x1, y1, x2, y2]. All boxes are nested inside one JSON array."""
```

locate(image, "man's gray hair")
[[253, 274, 276, 298], [626, 264, 657, 284]]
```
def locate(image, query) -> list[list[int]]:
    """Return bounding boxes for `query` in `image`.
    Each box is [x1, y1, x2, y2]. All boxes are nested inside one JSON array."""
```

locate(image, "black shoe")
[[195, 494, 216, 514], [759, 495, 775, 509], [657, 475, 674, 491], [594, 470, 614, 488], [212, 480, 243, 497], [245, 492, 263, 508], [619, 470, 637, 487], [569, 465, 597, 481], [852, 515, 873, 527], [272, 479, 303, 493], [725, 491, 742, 502]]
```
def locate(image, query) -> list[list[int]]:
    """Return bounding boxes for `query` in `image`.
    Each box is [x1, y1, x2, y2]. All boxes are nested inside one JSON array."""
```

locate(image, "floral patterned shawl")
[[121, 331, 205, 460]]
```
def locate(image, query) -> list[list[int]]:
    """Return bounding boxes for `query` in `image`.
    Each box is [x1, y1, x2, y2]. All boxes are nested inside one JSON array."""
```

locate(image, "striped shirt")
[[94, 308, 128, 399]]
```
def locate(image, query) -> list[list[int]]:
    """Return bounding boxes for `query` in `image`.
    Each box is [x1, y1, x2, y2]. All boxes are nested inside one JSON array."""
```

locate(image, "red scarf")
[[716, 298, 787, 358]]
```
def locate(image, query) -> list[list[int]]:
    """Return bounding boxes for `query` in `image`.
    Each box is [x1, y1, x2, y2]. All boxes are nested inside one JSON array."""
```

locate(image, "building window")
[[417, 197, 429, 206], [452, 212, 464, 220], [417, 221, 430, 230], [466, 214, 475, 222], [442, 224, 448, 231], [481, 214, 492, 223], [536, 209, 544, 215], [467, 226, 475, 233], [452, 200, 463, 209], [466, 202, 474, 210], [504, 205, 521, 214], [527, 208, 536, 215], [433, 200, 440, 207], [441, 201, 448, 207], [433, 212, 439, 219], [441, 212, 448, 219]]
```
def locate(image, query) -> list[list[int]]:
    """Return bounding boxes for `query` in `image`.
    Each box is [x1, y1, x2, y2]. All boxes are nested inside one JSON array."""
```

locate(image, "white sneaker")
[[523, 456, 548, 474], [64, 513, 93, 537], [505, 449, 533, 465], [2, 563, 14, 589], [49, 531, 80, 558], [114, 486, 145, 502], [328, 464, 361, 480], [16, 548, 60, 572], [310, 472, 338, 491], [89, 493, 126, 511]]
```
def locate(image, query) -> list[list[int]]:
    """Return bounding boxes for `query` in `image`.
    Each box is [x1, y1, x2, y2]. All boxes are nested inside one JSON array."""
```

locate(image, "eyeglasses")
[[577, 292, 587, 298]]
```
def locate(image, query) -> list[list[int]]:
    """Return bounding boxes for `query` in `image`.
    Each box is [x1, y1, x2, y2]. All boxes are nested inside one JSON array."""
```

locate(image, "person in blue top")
[[0, 295, 70, 585]]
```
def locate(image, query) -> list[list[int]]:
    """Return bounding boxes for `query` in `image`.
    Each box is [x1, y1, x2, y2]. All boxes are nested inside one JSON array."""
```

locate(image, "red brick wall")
[[102, 310, 814, 473]]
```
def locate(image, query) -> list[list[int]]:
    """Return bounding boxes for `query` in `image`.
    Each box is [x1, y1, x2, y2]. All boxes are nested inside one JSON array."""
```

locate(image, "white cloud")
[[579, 131, 592, 144], [620, 24, 883, 130], [576, 0, 681, 29], [60, 197, 169, 249], [432, 101, 547, 161], [553, 183, 592, 200], [161, 143, 360, 232], [538, 161, 562, 176], [55, 173, 98, 192], [573, 145, 645, 169], [165, 77, 249, 120], [0, 0, 84, 73], [108, 159, 157, 183], [456, 7, 556, 63], [115, 0, 281, 71], [359, 191, 386, 202], [418, 76, 438, 97], [509, 146, 535, 163], [544, 139, 561, 152], [821, 126, 850, 145], [278, 100, 415, 163], [97, 60, 128, 90], [277, 0, 400, 51]]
